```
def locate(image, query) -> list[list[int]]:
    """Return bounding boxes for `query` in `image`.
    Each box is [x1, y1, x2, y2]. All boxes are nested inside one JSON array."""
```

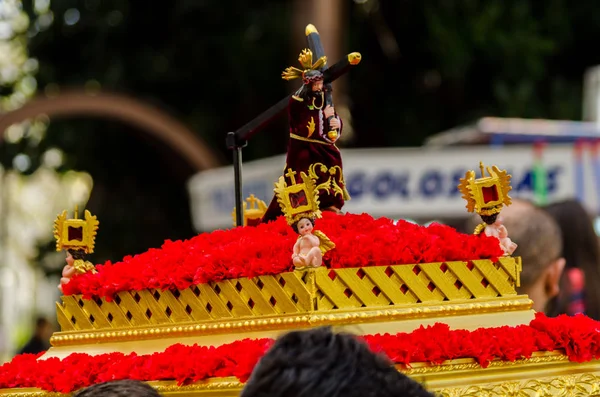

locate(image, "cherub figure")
[[272, 168, 336, 269], [54, 208, 98, 292], [58, 250, 96, 292], [458, 162, 516, 257], [474, 214, 518, 256], [59, 252, 76, 293], [291, 217, 335, 269]]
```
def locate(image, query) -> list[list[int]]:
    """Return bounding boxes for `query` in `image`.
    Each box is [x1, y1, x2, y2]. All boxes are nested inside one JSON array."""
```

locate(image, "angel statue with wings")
[[458, 162, 517, 256], [274, 168, 335, 270], [54, 207, 99, 292]]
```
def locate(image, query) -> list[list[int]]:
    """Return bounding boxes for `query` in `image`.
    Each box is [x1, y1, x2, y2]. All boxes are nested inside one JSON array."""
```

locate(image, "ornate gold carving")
[[458, 162, 512, 216], [435, 373, 600, 397], [53, 208, 99, 254], [305, 23, 318, 36], [306, 163, 347, 198], [347, 52, 362, 65], [0, 391, 65, 397], [314, 258, 520, 310], [54, 259, 523, 339], [274, 168, 322, 225], [231, 194, 268, 227], [51, 298, 532, 347], [307, 116, 315, 138]]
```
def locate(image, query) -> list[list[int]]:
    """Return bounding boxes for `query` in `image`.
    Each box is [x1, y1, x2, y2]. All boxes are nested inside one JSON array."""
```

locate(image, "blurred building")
[[189, 118, 600, 231]]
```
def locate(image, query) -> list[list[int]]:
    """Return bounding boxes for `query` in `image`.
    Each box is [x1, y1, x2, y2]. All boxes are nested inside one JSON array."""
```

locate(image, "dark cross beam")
[[305, 24, 339, 139], [227, 37, 361, 227]]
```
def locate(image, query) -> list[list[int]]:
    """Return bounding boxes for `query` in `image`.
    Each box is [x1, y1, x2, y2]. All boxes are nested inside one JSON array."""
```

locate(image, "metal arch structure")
[[0, 90, 221, 171]]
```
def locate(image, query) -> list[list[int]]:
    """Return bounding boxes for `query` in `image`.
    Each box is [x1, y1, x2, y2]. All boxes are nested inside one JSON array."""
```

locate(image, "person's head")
[[544, 199, 600, 319], [464, 199, 565, 312], [240, 327, 434, 397], [294, 70, 324, 101], [292, 217, 314, 235], [34, 317, 53, 340], [74, 380, 161, 397], [311, 79, 323, 93], [302, 70, 323, 90]]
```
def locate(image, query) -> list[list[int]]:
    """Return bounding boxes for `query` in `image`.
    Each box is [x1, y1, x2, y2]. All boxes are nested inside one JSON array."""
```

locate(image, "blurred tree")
[[11, 0, 295, 268], [3, 0, 600, 269], [349, 0, 600, 147]]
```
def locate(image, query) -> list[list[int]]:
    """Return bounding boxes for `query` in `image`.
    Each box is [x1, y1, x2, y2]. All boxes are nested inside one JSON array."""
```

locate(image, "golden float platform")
[[2, 136, 599, 395], [3, 254, 600, 396]]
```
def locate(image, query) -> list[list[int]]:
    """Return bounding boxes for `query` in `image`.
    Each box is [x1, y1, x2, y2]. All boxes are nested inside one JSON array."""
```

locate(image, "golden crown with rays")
[[458, 162, 513, 217], [274, 168, 322, 226], [281, 48, 327, 82]]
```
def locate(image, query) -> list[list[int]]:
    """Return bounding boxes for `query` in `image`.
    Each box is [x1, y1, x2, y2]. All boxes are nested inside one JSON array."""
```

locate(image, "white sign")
[[188, 145, 599, 231]]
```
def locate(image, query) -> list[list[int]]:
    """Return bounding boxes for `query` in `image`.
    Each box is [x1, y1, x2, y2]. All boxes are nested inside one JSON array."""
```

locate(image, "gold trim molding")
[[435, 374, 600, 397], [55, 258, 522, 334], [2, 354, 600, 396], [50, 295, 532, 347]]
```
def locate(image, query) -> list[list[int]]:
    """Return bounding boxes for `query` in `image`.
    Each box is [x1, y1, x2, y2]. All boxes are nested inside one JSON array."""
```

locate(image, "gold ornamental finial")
[[348, 52, 362, 65], [458, 163, 512, 217], [54, 207, 99, 274], [232, 194, 268, 227], [305, 24, 318, 35], [274, 168, 322, 226], [54, 207, 99, 254]]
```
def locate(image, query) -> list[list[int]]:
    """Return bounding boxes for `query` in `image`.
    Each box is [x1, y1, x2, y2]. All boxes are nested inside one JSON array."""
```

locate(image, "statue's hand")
[[329, 118, 340, 129], [324, 105, 335, 118]]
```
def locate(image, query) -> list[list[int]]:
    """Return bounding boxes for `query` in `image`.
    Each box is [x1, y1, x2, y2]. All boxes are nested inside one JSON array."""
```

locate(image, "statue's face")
[[311, 80, 323, 92], [297, 218, 313, 235]]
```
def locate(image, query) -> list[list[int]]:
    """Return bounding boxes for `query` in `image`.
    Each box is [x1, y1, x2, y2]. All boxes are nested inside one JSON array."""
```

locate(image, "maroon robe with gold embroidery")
[[261, 96, 349, 223]]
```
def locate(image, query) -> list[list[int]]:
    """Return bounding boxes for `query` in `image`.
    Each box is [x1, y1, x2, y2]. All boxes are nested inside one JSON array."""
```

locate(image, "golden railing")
[[56, 257, 521, 333]]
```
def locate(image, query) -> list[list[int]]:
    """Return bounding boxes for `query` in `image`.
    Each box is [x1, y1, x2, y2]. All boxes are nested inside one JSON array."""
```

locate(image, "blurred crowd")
[[461, 197, 600, 321]]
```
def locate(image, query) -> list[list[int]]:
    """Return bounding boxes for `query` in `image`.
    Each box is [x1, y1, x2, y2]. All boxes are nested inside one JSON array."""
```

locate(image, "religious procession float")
[[2, 25, 600, 396]]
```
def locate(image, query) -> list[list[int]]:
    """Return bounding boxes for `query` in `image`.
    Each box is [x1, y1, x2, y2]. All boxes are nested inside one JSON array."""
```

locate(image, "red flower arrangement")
[[63, 213, 503, 299], [1, 313, 599, 393]]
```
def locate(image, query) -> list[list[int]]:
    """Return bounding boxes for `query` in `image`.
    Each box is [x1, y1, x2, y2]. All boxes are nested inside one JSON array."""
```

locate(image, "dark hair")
[[293, 70, 324, 101], [544, 199, 600, 320], [291, 217, 314, 234], [302, 69, 323, 83], [35, 316, 49, 328], [240, 327, 434, 397], [68, 249, 86, 260], [74, 380, 161, 397], [480, 213, 498, 225]]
